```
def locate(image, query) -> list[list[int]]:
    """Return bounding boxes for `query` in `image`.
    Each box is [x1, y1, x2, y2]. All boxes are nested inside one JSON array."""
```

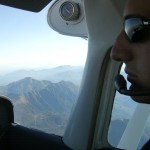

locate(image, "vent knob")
[[59, 1, 80, 21]]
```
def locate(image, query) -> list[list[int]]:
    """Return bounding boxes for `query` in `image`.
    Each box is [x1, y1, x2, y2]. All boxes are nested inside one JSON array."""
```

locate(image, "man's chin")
[[130, 84, 150, 104]]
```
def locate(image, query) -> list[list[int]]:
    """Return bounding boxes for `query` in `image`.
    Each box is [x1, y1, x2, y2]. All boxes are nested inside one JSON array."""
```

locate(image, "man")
[[111, 0, 150, 149], [111, 0, 150, 104]]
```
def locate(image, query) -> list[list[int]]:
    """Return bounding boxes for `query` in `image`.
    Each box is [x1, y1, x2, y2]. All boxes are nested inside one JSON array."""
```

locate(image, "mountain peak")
[[2, 77, 50, 94]]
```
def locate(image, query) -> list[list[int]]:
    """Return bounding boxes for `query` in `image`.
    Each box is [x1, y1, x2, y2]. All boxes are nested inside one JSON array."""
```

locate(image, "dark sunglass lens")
[[124, 18, 143, 41], [132, 28, 149, 42]]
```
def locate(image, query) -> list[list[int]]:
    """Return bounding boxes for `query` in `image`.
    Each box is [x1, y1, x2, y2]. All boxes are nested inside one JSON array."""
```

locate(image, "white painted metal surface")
[[47, 0, 87, 37], [63, 0, 126, 149]]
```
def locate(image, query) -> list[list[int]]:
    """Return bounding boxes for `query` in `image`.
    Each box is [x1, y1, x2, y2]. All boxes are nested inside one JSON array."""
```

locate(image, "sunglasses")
[[124, 16, 150, 42]]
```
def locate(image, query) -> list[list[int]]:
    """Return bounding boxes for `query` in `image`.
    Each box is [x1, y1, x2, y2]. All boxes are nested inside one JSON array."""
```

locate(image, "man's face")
[[111, 0, 150, 103]]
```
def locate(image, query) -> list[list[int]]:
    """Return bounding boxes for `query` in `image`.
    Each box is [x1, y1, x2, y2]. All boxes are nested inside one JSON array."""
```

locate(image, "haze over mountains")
[[0, 65, 81, 135], [0, 65, 83, 86]]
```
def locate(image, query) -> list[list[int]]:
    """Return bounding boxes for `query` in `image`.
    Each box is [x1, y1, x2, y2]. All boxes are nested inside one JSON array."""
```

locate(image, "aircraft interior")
[[0, 0, 150, 150]]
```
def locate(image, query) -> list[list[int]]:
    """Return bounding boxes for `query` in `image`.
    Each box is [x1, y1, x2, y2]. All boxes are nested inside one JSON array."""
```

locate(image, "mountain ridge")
[[0, 65, 83, 86], [0, 77, 79, 135]]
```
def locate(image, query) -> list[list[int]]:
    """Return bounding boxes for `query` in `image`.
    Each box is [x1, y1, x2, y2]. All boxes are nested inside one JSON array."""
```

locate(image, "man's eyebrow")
[[123, 15, 133, 20], [123, 14, 146, 20]]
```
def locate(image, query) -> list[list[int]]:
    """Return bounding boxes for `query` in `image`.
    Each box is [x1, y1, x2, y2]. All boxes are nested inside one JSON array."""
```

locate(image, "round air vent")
[[59, 1, 80, 21]]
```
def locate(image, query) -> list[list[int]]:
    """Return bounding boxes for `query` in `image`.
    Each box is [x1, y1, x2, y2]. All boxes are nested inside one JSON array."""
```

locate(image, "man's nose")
[[110, 30, 132, 63]]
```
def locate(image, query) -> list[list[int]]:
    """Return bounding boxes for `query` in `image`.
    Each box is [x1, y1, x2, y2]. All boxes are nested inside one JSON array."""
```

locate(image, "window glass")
[[0, 5, 87, 135], [108, 64, 150, 150]]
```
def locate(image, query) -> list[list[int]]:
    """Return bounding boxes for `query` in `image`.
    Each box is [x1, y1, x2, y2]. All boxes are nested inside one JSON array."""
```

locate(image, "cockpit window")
[[0, 5, 87, 135], [108, 64, 150, 150]]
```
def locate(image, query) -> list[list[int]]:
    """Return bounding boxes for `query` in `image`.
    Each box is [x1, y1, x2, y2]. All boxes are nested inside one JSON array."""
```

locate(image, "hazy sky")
[[0, 3, 87, 74]]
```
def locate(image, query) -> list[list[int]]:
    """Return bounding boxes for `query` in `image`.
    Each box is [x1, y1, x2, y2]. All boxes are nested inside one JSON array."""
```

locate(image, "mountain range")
[[0, 77, 79, 135], [0, 65, 149, 148], [0, 65, 83, 86]]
